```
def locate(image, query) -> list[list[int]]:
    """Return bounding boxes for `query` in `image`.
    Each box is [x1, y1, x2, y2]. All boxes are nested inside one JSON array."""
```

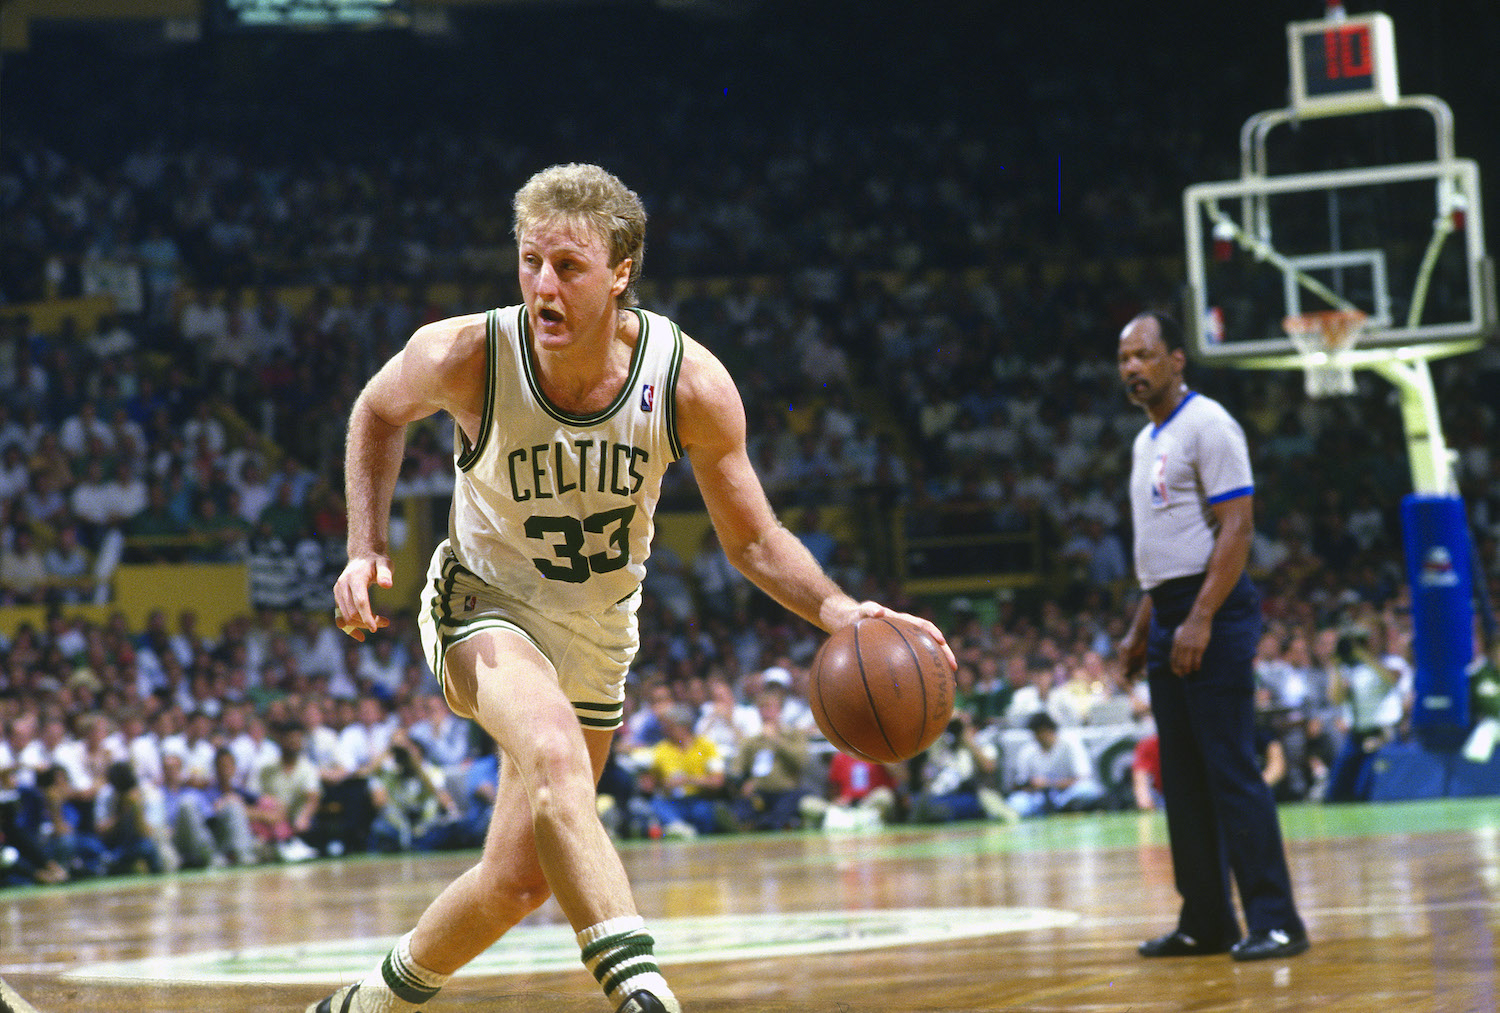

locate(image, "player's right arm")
[[335, 313, 488, 640], [676, 335, 954, 666]]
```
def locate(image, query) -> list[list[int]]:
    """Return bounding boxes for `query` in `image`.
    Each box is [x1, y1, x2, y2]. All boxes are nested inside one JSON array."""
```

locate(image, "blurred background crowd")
[[2, 1, 1499, 886]]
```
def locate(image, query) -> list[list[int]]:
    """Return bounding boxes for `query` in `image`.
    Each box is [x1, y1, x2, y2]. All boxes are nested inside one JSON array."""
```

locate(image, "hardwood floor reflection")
[[2, 800, 1496, 1012]]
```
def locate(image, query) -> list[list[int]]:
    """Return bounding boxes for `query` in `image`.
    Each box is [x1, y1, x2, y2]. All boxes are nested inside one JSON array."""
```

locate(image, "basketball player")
[[1115, 311, 1309, 962], [316, 163, 952, 1013]]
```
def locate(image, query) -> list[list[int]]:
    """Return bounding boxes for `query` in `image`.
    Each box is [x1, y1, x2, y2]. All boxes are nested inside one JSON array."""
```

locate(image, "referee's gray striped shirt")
[[1129, 391, 1254, 590]]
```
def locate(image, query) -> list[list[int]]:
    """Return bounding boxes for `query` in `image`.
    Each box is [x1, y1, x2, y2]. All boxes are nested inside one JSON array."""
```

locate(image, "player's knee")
[[528, 774, 595, 831], [502, 870, 552, 915], [524, 730, 596, 809], [476, 854, 552, 915]]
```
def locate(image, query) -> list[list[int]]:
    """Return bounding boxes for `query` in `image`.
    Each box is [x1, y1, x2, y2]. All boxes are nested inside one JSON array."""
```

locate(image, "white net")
[[1284, 309, 1367, 398]]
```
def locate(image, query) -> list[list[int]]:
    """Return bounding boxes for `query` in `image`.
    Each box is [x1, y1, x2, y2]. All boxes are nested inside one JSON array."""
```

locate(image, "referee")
[[1116, 311, 1309, 962]]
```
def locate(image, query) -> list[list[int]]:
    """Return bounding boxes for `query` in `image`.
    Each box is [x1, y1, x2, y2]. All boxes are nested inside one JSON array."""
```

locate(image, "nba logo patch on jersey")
[[463, 595, 478, 612], [640, 383, 656, 412]]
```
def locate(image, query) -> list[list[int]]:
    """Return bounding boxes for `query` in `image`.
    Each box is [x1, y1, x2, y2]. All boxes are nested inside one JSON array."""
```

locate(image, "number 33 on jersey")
[[448, 305, 685, 613]]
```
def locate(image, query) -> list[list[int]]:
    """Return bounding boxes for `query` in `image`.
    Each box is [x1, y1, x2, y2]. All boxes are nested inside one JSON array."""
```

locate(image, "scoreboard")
[[210, 0, 413, 32]]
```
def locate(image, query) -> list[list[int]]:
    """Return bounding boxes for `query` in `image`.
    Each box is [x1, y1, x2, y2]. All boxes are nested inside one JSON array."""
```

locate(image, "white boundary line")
[[0, 975, 43, 1013], [57, 907, 1081, 987]]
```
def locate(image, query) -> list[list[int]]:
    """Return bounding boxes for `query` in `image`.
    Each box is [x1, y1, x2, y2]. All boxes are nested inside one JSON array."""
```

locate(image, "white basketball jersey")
[[448, 305, 684, 613]]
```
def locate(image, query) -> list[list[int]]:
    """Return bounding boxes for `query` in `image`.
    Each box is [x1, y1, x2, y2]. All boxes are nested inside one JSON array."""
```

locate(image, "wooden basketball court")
[[2, 798, 1495, 1012]]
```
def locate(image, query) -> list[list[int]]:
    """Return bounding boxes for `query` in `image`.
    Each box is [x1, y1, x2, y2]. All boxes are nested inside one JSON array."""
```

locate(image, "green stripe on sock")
[[593, 939, 653, 984], [381, 950, 441, 1005], [581, 929, 637, 964], [602, 957, 661, 998]]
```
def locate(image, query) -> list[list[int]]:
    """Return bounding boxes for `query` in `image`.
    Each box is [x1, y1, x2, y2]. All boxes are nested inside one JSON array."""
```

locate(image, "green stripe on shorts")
[[576, 699, 624, 729]]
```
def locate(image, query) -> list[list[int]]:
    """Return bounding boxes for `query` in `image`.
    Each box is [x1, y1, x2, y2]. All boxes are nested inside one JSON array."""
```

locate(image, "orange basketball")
[[808, 616, 955, 764]]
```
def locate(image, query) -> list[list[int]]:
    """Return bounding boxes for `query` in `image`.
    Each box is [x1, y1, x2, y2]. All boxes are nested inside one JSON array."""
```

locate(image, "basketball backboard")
[[1182, 10, 1495, 366], [1184, 155, 1493, 363]]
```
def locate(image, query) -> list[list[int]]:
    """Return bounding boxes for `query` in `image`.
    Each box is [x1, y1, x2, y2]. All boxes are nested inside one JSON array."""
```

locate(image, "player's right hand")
[[334, 553, 394, 642], [839, 600, 958, 671]]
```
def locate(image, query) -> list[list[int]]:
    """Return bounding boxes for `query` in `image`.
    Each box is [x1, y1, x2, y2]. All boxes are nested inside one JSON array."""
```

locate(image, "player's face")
[[1117, 317, 1184, 412], [518, 217, 632, 350]]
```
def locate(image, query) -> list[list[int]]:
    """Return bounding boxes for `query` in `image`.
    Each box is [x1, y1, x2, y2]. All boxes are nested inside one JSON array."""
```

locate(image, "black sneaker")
[[306, 983, 360, 1013], [1137, 930, 1235, 957], [1231, 929, 1310, 961], [616, 990, 669, 1013]]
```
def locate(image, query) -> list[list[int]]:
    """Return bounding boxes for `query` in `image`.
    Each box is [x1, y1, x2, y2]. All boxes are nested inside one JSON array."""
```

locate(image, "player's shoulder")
[[410, 309, 490, 345], [636, 307, 743, 451], [656, 316, 735, 398], [635, 308, 701, 355], [406, 310, 492, 368]]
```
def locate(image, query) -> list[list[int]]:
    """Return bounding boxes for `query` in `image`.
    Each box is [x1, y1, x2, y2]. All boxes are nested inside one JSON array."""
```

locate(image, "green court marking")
[[1278, 796, 1500, 839], [7, 799, 1495, 906], [799, 796, 1500, 861]]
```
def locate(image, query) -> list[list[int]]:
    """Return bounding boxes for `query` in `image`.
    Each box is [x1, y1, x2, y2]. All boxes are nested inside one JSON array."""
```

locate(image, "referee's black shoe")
[[1137, 930, 1235, 957], [1231, 928, 1310, 961]]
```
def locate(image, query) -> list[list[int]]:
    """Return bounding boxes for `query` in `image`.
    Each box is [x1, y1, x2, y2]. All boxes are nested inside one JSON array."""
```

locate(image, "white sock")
[[348, 931, 449, 1011], [577, 916, 679, 1012]]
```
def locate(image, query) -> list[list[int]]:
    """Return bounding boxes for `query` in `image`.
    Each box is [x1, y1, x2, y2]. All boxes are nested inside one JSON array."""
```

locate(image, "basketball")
[[808, 616, 955, 764]]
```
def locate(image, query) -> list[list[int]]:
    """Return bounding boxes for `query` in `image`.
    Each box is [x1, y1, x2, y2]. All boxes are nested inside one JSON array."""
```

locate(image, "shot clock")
[[1287, 11, 1399, 116]]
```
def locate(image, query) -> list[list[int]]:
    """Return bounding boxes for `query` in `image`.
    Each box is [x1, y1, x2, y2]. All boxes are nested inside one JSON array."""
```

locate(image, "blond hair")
[[512, 163, 647, 307]]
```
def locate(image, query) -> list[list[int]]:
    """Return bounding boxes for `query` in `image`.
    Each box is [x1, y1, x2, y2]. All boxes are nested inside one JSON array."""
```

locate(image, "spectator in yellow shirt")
[[634, 704, 726, 839]]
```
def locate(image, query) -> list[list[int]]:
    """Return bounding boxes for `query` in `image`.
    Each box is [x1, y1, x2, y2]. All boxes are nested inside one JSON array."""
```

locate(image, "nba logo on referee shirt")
[[1150, 452, 1169, 507], [640, 384, 655, 412]]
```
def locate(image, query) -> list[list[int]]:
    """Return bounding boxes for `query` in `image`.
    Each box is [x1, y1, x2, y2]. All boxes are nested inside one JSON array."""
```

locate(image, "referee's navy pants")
[[1146, 573, 1304, 943]]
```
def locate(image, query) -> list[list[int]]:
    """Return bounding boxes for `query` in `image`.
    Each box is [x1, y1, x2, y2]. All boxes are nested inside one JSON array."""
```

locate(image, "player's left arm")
[[675, 337, 954, 666]]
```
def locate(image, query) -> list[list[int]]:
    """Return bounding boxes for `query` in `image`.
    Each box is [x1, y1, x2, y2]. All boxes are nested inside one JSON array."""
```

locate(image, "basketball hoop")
[[1283, 308, 1367, 397]]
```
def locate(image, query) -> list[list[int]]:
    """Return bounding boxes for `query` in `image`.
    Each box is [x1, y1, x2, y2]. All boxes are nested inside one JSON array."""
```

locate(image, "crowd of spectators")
[[4, 554, 1469, 887], [3, 7, 1500, 887], [5, 9, 1500, 598]]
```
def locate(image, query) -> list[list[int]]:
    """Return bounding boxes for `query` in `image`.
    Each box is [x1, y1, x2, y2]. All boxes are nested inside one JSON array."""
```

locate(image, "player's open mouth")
[[538, 307, 564, 325]]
